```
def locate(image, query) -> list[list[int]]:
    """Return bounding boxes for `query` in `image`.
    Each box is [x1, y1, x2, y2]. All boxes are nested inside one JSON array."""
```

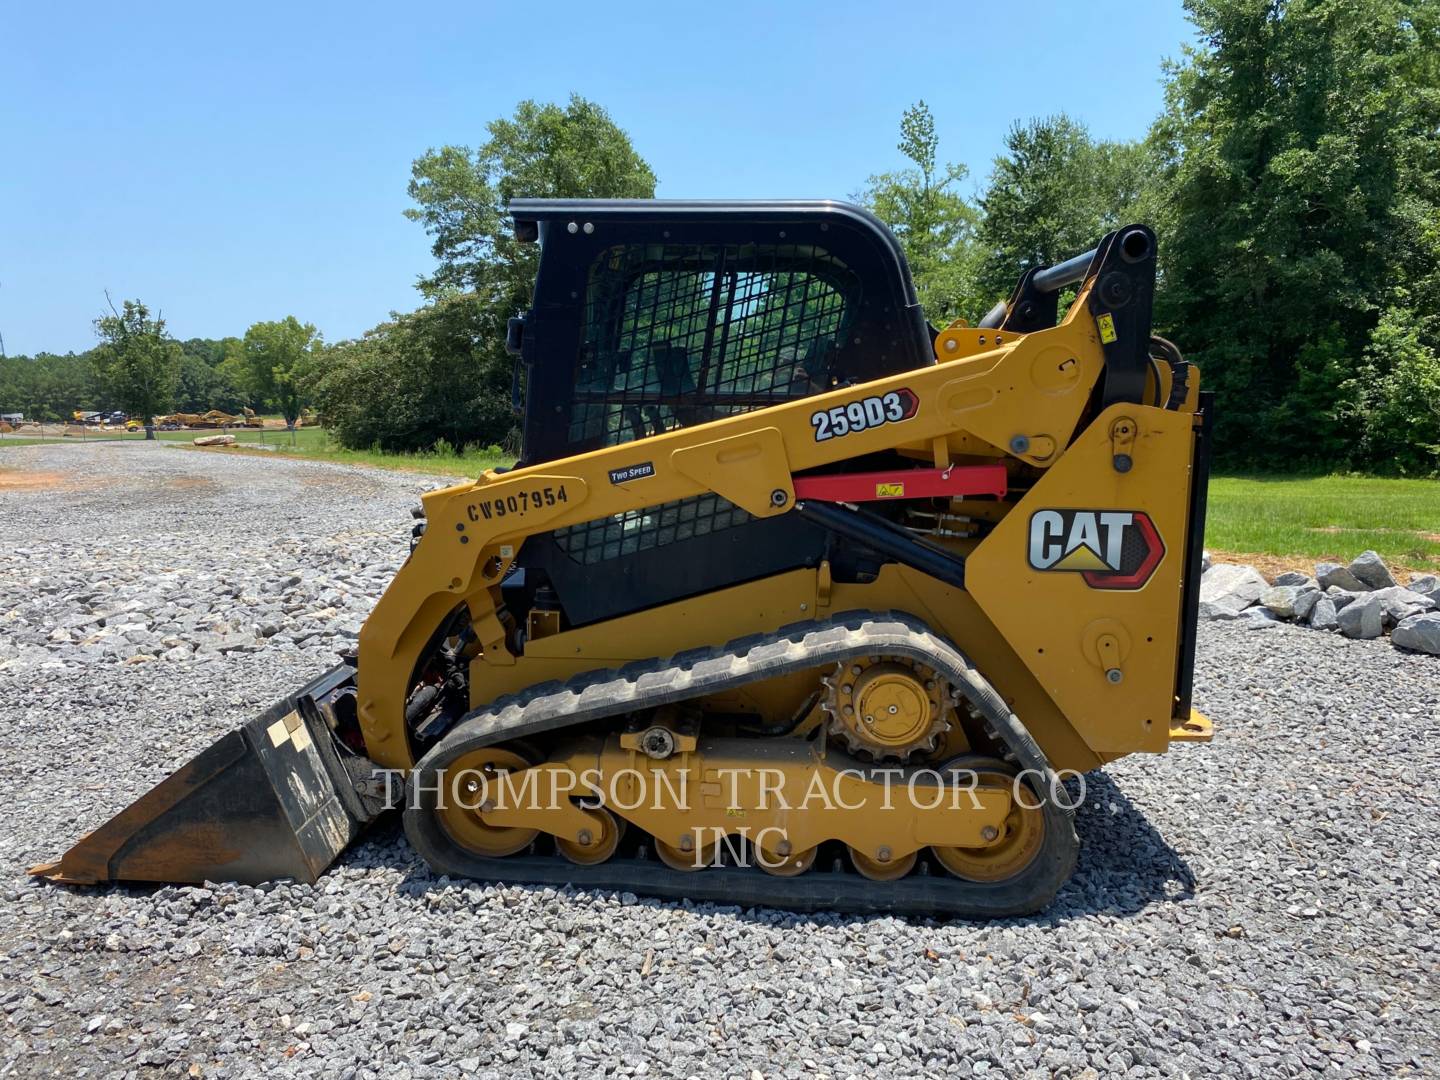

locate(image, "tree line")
[[0, 308, 319, 436], [389, 0, 1440, 472], [6, 0, 1437, 469]]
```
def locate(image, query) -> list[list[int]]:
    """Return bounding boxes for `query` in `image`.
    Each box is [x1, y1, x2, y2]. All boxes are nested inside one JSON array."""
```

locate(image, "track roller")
[[758, 844, 818, 877], [404, 613, 1082, 918], [848, 846, 918, 881], [654, 835, 719, 872], [555, 808, 625, 866]]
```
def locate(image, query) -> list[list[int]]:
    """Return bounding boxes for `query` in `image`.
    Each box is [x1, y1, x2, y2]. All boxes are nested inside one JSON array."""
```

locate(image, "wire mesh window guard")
[[553, 242, 856, 565], [567, 242, 859, 448], [553, 493, 752, 565]]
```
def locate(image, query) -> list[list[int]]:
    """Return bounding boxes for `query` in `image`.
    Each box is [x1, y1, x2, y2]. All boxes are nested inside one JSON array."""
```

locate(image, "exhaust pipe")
[[31, 665, 382, 886]]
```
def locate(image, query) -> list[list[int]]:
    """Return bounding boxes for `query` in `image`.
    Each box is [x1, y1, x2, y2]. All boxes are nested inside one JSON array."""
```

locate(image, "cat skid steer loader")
[[36, 200, 1212, 917]]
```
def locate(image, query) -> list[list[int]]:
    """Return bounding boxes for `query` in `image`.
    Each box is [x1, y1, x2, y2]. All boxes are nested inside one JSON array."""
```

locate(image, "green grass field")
[[253, 432, 509, 475], [1205, 474, 1440, 573], [189, 426, 511, 475]]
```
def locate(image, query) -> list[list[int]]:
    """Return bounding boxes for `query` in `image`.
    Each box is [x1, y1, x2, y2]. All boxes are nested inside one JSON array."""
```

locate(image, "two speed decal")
[[608, 461, 655, 485], [811, 388, 918, 442]]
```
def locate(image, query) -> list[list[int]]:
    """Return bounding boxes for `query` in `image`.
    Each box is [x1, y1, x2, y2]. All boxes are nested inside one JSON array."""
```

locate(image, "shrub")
[[1350, 307, 1440, 475]]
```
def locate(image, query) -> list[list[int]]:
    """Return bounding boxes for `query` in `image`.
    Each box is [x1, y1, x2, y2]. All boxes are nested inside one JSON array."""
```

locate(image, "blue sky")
[[1, 1, 1195, 356]]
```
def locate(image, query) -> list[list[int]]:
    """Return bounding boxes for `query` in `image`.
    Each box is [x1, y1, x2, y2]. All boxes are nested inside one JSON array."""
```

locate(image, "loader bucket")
[[31, 665, 376, 887]]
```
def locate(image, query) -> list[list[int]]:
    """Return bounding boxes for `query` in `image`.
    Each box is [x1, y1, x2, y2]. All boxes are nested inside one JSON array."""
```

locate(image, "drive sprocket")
[[821, 656, 952, 761]]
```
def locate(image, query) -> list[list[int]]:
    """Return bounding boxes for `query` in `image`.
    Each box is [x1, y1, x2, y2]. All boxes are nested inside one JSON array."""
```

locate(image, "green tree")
[[306, 295, 510, 453], [0, 352, 102, 421], [242, 317, 321, 427], [178, 338, 227, 367], [174, 354, 246, 412], [858, 101, 982, 324], [214, 336, 256, 409], [1346, 306, 1440, 474], [91, 298, 180, 438], [334, 95, 657, 453], [1152, 0, 1440, 468], [406, 94, 656, 298], [170, 337, 247, 412], [976, 114, 1151, 305]]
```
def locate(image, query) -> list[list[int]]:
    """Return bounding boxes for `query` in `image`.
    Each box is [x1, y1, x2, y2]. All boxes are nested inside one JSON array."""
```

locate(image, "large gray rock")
[[1198, 600, 1242, 620], [1336, 592, 1386, 639], [1393, 613, 1440, 655], [1368, 586, 1436, 624], [1239, 607, 1283, 629], [1292, 587, 1321, 622], [1349, 550, 1398, 590], [1326, 586, 1360, 611], [1308, 595, 1339, 631], [1272, 571, 1314, 588], [1199, 564, 1268, 615], [1406, 574, 1440, 599], [1316, 562, 1368, 591], [1261, 584, 1321, 621], [1260, 585, 1299, 617]]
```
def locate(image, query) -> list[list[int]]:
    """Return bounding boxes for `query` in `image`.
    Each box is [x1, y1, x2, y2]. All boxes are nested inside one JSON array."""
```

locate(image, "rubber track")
[[404, 611, 1079, 918]]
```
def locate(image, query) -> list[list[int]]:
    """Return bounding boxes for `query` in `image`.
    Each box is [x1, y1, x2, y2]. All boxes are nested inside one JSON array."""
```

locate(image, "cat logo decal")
[[1027, 509, 1164, 590]]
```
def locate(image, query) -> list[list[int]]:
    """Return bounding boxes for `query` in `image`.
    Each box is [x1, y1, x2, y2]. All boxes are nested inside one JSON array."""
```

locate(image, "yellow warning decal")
[[875, 482, 905, 498], [266, 710, 311, 751], [1097, 312, 1117, 344]]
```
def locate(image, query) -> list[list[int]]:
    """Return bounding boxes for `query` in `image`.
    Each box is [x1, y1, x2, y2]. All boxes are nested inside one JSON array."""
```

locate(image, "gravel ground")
[[1, 443, 1437, 1079]]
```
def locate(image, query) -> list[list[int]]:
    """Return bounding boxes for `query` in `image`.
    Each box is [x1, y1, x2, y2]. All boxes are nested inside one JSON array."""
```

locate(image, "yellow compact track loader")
[[36, 200, 1213, 917]]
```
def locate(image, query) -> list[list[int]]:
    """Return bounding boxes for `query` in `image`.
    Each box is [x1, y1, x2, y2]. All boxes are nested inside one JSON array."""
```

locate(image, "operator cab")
[[503, 200, 935, 628], [507, 199, 933, 466]]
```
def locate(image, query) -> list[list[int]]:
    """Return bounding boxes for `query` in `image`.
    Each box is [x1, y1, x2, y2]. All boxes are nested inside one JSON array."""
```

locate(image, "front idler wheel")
[[432, 746, 539, 859]]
